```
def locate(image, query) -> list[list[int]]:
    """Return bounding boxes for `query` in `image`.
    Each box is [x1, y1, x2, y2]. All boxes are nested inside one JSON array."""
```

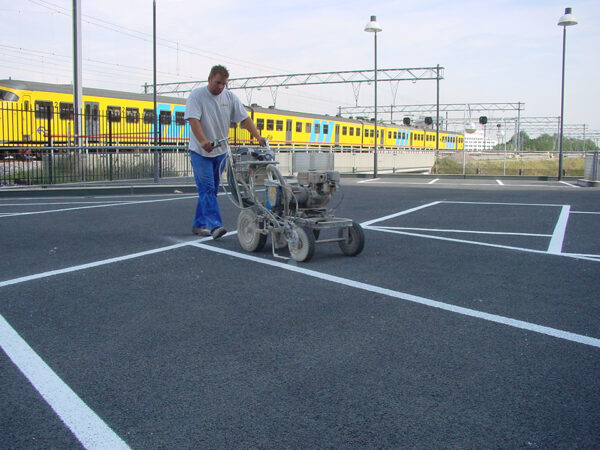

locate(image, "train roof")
[[0, 79, 187, 105]]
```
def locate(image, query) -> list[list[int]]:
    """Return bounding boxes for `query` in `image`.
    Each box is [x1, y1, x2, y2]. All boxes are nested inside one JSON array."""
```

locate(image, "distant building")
[[463, 129, 502, 152]]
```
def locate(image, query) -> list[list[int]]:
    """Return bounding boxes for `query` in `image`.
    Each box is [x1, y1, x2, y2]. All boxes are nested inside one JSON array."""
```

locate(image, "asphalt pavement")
[[1, 177, 599, 448]]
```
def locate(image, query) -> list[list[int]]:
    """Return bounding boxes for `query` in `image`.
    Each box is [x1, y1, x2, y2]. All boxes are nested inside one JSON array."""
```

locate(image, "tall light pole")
[[364, 15, 382, 178], [497, 123, 506, 175], [557, 7, 578, 180]]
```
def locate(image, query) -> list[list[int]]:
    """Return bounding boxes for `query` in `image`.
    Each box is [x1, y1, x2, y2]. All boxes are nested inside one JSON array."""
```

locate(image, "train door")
[[335, 124, 340, 145], [286, 119, 292, 143], [21, 94, 32, 142], [85, 102, 99, 143]]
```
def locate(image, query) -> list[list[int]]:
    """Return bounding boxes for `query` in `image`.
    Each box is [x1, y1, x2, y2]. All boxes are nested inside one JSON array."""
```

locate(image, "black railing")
[[0, 104, 193, 149], [0, 146, 194, 185], [1, 104, 253, 157]]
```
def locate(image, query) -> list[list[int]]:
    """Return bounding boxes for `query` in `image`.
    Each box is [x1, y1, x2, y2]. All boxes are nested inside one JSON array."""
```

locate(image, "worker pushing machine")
[[184, 64, 266, 239]]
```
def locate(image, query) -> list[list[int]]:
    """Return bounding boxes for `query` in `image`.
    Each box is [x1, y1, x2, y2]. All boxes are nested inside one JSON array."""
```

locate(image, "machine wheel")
[[288, 226, 316, 262], [338, 221, 365, 256], [237, 209, 267, 252]]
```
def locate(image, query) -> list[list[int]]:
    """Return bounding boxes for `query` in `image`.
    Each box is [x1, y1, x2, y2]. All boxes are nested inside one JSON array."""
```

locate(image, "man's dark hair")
[[209, 65, 229, 79]]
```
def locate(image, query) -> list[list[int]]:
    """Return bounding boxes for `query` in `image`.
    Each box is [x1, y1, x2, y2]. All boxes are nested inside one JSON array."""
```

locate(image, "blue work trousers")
[[190, 151, 227, 231]]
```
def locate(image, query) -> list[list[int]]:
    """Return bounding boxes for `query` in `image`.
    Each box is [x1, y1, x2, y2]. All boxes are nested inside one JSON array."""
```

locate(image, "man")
[[184, 65, 266, 239]]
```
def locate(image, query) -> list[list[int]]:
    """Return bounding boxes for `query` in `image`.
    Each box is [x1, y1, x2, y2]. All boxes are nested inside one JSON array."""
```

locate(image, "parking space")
[[1, 179, 599, 448]]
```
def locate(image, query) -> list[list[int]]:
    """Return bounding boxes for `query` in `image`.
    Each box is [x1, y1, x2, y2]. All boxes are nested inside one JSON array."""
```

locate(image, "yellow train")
[[0, 79, 463, 151]]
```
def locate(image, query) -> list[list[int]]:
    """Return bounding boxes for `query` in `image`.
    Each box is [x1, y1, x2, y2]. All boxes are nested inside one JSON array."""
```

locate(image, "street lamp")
[[497, 123, 506, 175], [557, 7, 577, 180], [365, 15, 382, 178]]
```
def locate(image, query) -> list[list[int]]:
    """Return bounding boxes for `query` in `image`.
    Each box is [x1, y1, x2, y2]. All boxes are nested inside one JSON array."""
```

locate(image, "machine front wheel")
[[288, 226, 316, 262], [338, 221, 365, 256], [237, 209, 267, 252]]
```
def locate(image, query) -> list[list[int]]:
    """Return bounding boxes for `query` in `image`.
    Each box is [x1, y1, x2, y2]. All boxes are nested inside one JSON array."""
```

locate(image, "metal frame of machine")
[[220, 139, 365, 262]]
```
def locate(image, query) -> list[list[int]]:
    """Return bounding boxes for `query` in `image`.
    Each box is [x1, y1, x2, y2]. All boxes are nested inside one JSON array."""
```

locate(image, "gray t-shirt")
[[184, 86, 249, 157]]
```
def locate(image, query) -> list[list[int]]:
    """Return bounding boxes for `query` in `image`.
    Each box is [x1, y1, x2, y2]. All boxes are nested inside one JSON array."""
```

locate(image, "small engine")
[[265, 170, 340, 212]]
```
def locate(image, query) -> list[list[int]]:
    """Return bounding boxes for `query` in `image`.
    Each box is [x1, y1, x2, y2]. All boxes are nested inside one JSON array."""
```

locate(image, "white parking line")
[[0, 195, 197, 218], [559, 181, 580, 188], [0, 315, 130, 449], [190, 241, 600, 349], [376, 226, 551, 237], [0, 242, 193, 288], [547, 205, 571, 254], [361, 201, 440, 227], [428, 178, 439, 184], [496, 179, 504, 185]]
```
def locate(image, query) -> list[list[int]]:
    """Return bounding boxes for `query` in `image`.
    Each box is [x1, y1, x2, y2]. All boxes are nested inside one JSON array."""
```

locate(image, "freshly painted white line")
[[428, 178, 439, 184], [0, 314, 130, 449], [548, 205, 571, 254], [358, 180, 579, 188], [360, 201, 440, 227], [563, 252, 600, 260], [376, 226, 552, 237], [559, 181, 580, 188], [358, 178, 379, 183], [0, 201, 143, 206], [442, 200, 564, 207], [0, 195, 197, 218], [367, 225, 599, 262], [496, 179, 504, 185], [0, 242, 193, 288], [571, 211, 600, 215], [190, 242, 600, 349]]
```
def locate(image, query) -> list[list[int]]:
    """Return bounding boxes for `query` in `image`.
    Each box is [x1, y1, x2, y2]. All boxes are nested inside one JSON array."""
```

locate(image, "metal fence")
[[0, 146, 193, 185], [0, 104, 256, 152]]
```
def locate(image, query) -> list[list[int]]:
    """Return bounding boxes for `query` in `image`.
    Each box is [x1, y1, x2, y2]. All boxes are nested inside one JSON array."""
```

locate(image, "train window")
[[175, 111, 185, 125], [59, 102, 74, 120], [256, 118, 264, 130], [315, 123, 320, 133], [342, 126, 347, 136], [323, 124, 329, 134], [35, 101, 53, 119], [296, 122, 302, 132], [126, 108, 140, 124], [266, 119, 274, 131], [159, 110, 171, 125], [305, 123, 311, 133], [107, 106, 121, 122], [143, 109, 155, 124], [349, 127, 354, 136], [356, 128, 360, 137], [0, 89, 19, 101], [387, 131, 391, 139], [276, 120, 283, 131]]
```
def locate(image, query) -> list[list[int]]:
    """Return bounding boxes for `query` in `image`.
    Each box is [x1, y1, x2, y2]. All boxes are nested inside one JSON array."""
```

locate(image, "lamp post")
[[497, 123, 506, 175], [365, 15, 382, 178], [557, 7, 577, 181]]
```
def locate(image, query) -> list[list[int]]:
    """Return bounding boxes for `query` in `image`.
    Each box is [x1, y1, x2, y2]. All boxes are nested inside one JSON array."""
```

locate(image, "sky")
[[1, 0, 599, 139]]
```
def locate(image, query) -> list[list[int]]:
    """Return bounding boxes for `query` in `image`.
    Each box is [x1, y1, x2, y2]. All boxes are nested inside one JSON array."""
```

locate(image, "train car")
[[0, 79, 188, 146], [0, 79, 464, 152], [244, 106, 369, 149]]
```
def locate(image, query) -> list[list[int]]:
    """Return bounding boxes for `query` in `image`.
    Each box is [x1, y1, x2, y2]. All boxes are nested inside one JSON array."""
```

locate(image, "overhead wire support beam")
[[144, 66, 445, 95], [339, 102, 524, 116]]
